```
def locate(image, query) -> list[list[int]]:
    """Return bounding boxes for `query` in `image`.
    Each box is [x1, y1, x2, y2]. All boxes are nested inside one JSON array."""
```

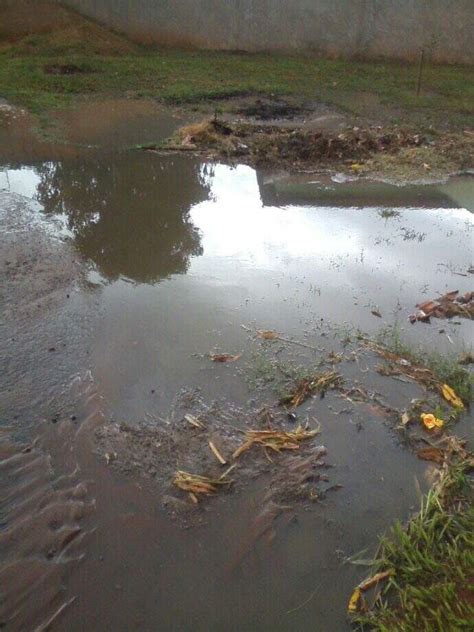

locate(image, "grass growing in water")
[[351, 439, 474, 630], [376, 325, 473, 405]]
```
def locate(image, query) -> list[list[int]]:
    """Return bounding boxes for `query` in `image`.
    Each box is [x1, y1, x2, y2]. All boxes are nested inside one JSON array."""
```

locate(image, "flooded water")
[[1, 149, 473, 630]]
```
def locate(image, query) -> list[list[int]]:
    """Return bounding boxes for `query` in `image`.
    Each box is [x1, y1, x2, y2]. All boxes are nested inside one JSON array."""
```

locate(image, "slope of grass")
[[351, 441, 474, 631]]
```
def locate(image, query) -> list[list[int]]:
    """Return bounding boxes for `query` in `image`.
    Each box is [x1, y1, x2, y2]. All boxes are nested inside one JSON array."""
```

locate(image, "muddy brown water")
[[1, 145, 473, 631]]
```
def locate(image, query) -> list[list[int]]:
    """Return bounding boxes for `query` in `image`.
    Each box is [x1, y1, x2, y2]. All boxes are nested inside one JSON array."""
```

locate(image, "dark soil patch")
[[44, 63, 93, 75], [236, 98, 308, 120]]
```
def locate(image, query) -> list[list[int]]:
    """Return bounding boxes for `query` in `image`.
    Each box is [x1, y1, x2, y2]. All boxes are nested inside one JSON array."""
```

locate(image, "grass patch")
[[351, 438, 474, 631], [376, 325, 473, 405], [246, 350, 326, 401], [0, 45, 473, 124]]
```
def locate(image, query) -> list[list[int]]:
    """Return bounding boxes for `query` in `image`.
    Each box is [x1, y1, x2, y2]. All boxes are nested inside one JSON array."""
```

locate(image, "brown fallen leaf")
[[416, 300, 437, 314], [210, 353, 242, 363], [417, 446, 445, 465], [256, 330, 279, 340], [371, 310, 382, 318], [459, 352, 474, 366], [439, 290, 459, 302], [458, 291, 474, 304]]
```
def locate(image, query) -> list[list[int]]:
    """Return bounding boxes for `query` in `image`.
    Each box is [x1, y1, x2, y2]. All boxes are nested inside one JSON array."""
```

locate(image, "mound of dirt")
[[167, 119, 426, 168], [162, 118, 473, 178], [0, 0, 137, 55]]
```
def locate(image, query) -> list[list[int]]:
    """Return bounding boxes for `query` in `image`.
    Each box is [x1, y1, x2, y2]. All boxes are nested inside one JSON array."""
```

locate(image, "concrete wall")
[[60, 0, 474, 63]]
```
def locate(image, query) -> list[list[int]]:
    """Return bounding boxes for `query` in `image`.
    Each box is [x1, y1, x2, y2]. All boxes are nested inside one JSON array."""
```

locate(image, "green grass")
[[376, 325, 473, 405], [0, 48, 473, 124], [352, 444, 474, 631]]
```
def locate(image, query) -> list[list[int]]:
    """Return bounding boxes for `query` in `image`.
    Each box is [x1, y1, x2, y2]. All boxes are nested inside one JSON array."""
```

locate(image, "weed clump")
[[350, 438, 474, 630]]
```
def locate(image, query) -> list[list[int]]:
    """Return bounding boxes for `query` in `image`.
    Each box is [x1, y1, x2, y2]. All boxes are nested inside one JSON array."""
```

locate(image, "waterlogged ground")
[[1, 147, 473, 630]]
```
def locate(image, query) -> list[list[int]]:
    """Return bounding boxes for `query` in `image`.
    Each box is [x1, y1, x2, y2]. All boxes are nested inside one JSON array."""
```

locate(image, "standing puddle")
[[1, 154, 472, 630]]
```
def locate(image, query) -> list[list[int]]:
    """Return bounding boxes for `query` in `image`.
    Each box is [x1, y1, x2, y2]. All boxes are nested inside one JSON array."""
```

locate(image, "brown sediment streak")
[[0, 378, 105, 630]]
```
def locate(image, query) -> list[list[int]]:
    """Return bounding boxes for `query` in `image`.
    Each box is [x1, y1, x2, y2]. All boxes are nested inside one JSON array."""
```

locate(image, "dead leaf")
[[256, 330, 279, 340], [348, 587, 361, 613], [416, 300, 437, 314], [440, 384, 464, 409], [417, 446, 445, 465], [439, 290, 459, 303], [459, 352, 474, 366], [400, 411, 410, 426], [371, 310, 382, 318], [210, 353, 242, 363], [359, 570, 392, 592]]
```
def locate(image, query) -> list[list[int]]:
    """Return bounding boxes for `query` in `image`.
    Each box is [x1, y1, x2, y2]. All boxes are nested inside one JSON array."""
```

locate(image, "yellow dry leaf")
[[348, 587, 361, 613], [420, 413, 444, 430], [440, 384, 464, 409], [350, 163, 364, 172]]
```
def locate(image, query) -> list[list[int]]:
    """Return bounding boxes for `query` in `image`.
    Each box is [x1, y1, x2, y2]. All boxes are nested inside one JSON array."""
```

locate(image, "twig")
[[209, 440, 227, 465], [286, 582, 322, 614]]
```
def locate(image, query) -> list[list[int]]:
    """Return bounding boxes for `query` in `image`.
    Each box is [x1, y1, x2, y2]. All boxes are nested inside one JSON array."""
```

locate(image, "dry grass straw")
[[173, 470, 232, 497], [280, 370, 342, 408], [233, 424, 320, 459]]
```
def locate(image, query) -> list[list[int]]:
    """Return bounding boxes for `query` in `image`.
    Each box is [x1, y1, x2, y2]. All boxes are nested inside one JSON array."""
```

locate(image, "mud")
[[1, 191, 79, 318], [95, 393, 331, 522], [0, 98, 185, 162]]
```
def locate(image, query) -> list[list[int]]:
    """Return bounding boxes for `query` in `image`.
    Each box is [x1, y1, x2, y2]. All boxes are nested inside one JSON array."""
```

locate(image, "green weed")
[[376, 325, 473, 404], [352, 442, 474, 631]]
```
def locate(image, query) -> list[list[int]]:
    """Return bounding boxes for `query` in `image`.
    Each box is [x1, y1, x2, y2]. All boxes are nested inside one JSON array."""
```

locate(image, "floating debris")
[[279, 371, 342, 408], [440, 384, 464, 409], [420, 413, 444, 430], [348, 587, 362, 613], [233, 424, 320, 459], [184, 414, 205, 429], [208, 440, 227, 465], [210, 353, 242, 363], [256, 330, 280, 340], [416, 446, 445, 465], [409, 290, 474, 323], [173, 470, 231, 499], [458, 352, 474, 366]]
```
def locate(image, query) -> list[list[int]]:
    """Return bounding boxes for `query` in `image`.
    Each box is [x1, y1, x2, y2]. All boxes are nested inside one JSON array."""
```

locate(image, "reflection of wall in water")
[[34, 155, 212, 283], [256, 171, 457, 209]]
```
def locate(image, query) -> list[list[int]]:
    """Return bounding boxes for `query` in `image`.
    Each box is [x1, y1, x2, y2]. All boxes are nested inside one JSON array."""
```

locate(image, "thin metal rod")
[[416, 49, 425, 96]]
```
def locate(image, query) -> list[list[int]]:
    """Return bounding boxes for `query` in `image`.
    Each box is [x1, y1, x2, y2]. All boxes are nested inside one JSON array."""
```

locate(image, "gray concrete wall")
[[60, 0, 474, 63]]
